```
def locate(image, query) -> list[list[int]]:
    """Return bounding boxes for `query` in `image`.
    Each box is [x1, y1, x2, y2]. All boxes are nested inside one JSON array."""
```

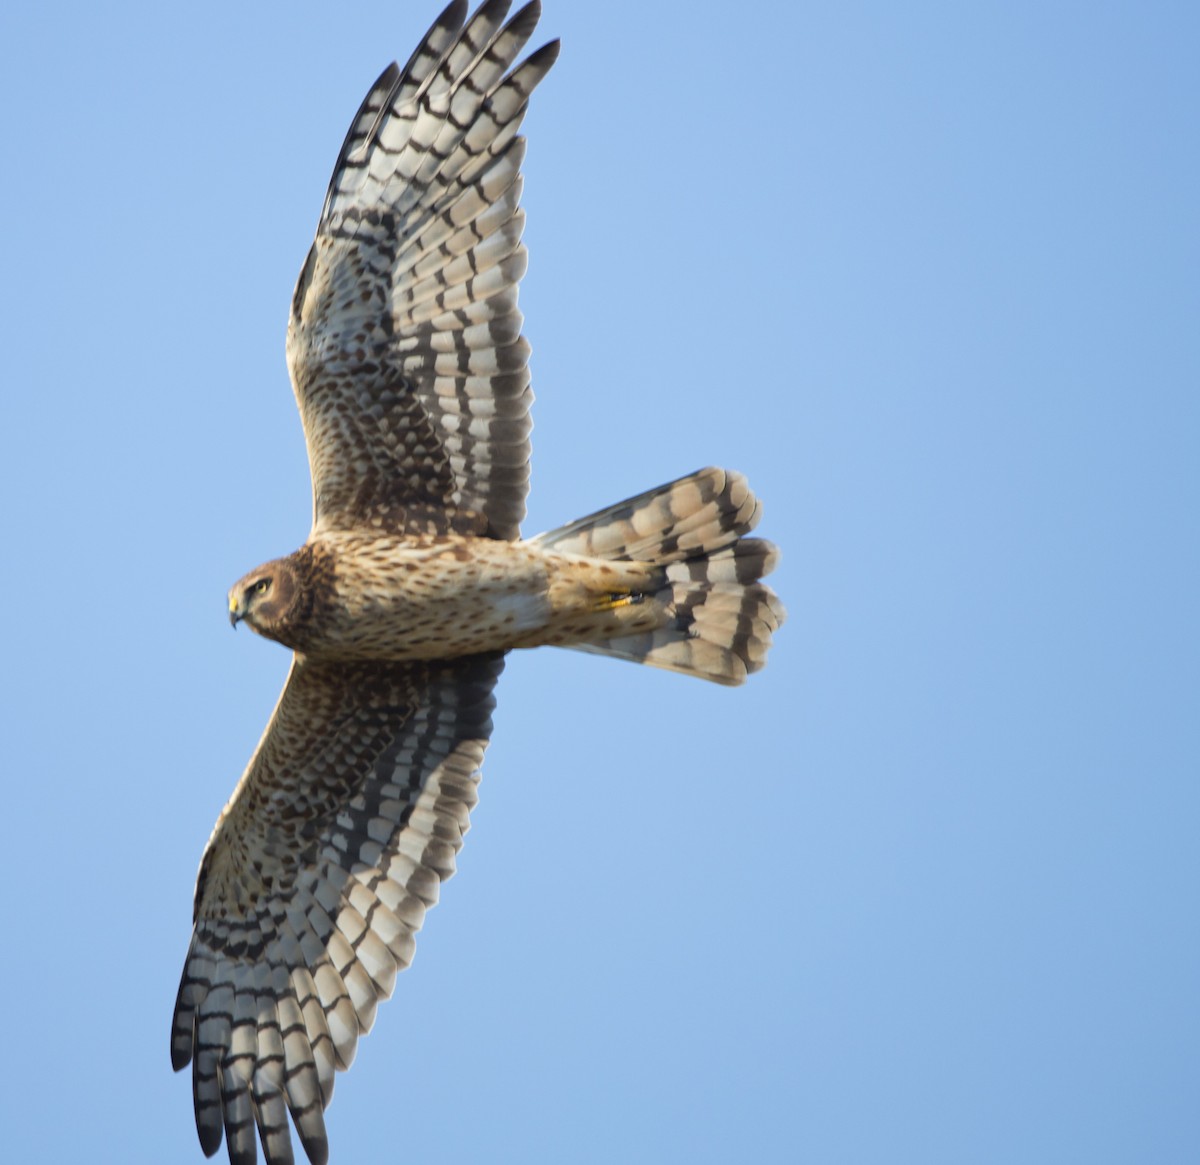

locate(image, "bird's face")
[[228, 560, 296, 639]]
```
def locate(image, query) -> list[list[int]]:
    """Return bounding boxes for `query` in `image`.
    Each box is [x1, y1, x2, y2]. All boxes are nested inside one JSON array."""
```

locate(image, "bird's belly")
[[312, 537, 556, 661]]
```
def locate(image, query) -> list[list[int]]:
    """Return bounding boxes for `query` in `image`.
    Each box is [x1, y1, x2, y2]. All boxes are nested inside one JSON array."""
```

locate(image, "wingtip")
[[298, 1130, 330, 1165], [535, 36, 562, 67], [507, 0, 543, 39], [440, 0, 470, 28]]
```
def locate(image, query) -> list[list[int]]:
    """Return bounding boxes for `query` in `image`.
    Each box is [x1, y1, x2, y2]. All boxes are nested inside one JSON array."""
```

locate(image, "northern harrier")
[[171, 3, 784, 1163]]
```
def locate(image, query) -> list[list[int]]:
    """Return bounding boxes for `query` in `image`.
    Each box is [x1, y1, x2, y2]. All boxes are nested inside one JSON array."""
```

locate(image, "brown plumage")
[[172, 4, 784, 1165]]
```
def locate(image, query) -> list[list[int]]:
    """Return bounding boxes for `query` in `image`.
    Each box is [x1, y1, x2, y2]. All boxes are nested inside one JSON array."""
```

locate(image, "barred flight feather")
[[535, 468, 785, 685], [289, 0, 557, 540], [173, 651, 503, 1165]]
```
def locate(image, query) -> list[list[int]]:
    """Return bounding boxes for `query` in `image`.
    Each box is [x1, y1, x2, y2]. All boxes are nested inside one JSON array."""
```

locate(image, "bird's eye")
[[253, 578, 272, 596]]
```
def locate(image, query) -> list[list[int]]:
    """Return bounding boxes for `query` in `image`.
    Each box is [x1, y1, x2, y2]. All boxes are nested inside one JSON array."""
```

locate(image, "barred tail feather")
[[533, 468, 785, 685]]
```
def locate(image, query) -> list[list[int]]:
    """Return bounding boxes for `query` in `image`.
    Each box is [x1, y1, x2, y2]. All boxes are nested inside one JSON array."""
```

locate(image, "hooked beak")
[[229, 596, 243, 629]]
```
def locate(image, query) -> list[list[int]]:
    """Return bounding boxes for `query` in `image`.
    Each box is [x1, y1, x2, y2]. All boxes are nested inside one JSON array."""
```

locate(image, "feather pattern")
[[172, 653, 503, 1164], [287, 0, 559, 540], [533, 468, 785, 684]]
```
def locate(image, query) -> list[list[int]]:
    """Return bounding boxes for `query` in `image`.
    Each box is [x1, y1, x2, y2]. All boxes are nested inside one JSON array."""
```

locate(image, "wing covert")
[[287, 0, 559, 540], [172, 653, 504, 1165]]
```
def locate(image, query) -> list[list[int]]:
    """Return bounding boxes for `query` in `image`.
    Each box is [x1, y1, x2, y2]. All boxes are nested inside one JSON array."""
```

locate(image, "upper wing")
[[286, 0, 559, 541], [171, 653, 504, 1165]]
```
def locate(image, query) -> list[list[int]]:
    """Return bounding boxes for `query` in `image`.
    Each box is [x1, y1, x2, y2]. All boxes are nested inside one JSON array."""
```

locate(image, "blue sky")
[[1, 1, 1197, 1162]]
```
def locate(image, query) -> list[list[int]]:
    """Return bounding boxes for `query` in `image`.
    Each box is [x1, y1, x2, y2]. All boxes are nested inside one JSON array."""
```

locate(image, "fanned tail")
[[532, 467, 784, 685]]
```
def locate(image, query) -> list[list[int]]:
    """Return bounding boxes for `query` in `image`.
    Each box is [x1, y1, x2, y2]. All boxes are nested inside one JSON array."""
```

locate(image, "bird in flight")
[[171, 3, 784, 1163]]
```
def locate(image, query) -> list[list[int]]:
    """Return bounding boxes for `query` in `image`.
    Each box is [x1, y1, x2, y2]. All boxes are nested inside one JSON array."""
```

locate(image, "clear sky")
[[1, 2, 1196, 1163]]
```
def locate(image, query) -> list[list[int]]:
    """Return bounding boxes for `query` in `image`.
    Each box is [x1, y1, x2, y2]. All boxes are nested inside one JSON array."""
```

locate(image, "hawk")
[[171, 3, 784, 1163]]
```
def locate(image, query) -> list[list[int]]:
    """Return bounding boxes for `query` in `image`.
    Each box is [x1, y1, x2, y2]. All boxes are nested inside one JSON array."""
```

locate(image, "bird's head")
[[228, 558, 299, 640]]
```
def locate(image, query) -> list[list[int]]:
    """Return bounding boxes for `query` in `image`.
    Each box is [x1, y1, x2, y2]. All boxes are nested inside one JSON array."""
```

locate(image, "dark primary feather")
[[287, 0, 560, 541], [173, 653, 504, 1164]]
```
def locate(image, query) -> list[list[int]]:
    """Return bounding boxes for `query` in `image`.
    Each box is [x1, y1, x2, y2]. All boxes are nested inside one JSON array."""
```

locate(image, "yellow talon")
[[594, 591, 642, 611]]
